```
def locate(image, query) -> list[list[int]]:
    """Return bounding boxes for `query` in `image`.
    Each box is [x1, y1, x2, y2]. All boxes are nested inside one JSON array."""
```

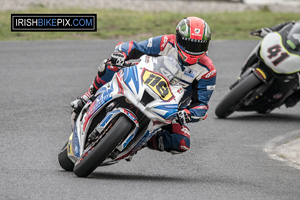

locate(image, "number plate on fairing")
[[141, 69, 174, 101], [260, 32, 300, 74]]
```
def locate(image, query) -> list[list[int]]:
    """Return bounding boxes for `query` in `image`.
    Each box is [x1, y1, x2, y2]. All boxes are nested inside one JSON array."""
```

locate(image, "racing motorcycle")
[[215, 23, 300, 118], [58, 55, 184, 177]]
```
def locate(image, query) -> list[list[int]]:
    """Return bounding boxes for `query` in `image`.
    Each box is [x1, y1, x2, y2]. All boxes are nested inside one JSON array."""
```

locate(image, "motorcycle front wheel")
[[215, 73, 262, 118], [73, 114, 133, 177], [58, 142, 75, 172]]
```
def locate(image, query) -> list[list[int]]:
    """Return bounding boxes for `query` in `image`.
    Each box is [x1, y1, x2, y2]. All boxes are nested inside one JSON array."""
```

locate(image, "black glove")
[[110, 51, 126, 66], [176, 109, 191, 125], [250, 27, 272, 38], [70, 97, 86, 114]]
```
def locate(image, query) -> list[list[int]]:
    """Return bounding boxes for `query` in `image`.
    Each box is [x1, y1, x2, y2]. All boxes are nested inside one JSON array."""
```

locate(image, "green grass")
[[3, 7, 300, 41]]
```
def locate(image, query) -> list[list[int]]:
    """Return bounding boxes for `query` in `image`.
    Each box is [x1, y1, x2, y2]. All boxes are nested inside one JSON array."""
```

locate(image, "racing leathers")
[[80, 34, 217, 153]]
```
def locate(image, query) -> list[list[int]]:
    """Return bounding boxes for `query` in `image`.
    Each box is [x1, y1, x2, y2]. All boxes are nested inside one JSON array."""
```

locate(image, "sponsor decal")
[[184, 68, 196, 79], [177, 87, 184, 94], [206, 85, 215, 90], [202, 69, 216, 79], [181, 126, 190, 136], [273, 93, 283, 99], [160, 35, 168, 50], [192, 28, 202, 38], [147, 37, 153, 47]]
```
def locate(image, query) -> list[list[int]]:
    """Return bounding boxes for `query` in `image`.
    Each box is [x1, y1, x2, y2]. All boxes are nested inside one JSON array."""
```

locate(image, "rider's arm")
[[251, 21, 295, 37], [269, 21, 295, 32], [188, 75, 216, 122], [114, 35, 175, 60], [188, 56, 216, 122]]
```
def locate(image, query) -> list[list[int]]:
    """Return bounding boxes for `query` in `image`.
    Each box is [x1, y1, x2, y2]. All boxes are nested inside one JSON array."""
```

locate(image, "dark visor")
[[176, 33, 209, 55]]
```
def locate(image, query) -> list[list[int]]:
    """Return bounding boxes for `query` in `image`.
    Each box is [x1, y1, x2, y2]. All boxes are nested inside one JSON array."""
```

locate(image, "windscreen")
[[152, 56, 183, 85], [286, 23, 300, 51]]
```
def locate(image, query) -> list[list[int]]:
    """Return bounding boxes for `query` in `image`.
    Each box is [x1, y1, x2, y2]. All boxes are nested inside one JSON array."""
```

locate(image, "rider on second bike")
[[251, 21, 300, 108]]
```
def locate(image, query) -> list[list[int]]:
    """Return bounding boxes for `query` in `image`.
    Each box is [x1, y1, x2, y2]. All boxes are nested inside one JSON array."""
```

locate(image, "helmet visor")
[[176, 33, 210, 55]]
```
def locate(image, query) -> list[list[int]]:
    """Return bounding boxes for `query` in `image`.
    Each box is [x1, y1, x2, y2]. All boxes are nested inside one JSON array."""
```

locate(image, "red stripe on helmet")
[[188, 17, 205, 40]]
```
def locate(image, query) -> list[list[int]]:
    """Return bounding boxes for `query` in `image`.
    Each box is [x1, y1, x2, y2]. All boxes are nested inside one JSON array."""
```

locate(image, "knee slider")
[[169, 138, 190, 154]]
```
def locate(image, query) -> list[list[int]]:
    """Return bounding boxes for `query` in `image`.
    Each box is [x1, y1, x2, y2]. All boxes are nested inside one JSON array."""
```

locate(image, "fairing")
[[67, 55, 184, 162]]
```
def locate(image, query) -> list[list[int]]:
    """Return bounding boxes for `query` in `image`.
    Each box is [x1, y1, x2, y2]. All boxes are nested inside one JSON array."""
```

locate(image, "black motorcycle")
[[215, 23, 300, 118]]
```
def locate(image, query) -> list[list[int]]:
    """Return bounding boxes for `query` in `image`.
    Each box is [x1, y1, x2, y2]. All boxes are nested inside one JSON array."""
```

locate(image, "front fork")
[[230, 64, 269, 89], [230, 63, 274, 106], [67, 107, 140, 163]]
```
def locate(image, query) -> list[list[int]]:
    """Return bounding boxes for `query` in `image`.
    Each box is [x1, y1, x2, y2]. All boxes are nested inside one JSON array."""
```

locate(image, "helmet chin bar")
[[176, 42, 205, 65]]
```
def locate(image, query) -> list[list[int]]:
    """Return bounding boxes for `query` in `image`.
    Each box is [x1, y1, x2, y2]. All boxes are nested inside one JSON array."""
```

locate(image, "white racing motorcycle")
[[215, 23, 300, 118], [58, 55, 184, 177]]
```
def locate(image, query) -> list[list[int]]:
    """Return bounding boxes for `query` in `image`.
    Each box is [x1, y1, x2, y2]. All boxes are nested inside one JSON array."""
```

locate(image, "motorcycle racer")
[[71, 17, 216, 154], [251, 21, 300, 108]]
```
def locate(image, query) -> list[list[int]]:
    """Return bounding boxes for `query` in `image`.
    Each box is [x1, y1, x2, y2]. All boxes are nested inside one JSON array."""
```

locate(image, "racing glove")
[[70, 97, 86, 114], [250, 27, 272, 38], [176, 109, 191, 125], [110, 51, 127, 67]]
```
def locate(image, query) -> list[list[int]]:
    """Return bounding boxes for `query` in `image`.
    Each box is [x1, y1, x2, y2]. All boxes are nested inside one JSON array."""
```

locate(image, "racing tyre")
[[58, 142, 75, 172], [74, 114, 133, 177], [215, 73, 261, 118]]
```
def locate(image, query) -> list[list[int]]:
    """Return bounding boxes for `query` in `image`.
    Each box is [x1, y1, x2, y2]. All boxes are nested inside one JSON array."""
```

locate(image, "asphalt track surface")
[[1, 40, 300, 200]]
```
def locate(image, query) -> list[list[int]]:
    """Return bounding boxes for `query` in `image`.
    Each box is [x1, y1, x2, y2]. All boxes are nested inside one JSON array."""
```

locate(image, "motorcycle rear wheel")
[[73, 114, 133, 177], [215, 73, 261, 118], [58, 142, 75, 172]]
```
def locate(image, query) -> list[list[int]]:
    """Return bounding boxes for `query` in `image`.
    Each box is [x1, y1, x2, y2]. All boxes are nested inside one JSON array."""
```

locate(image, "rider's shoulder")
[[155, 34, 176, 51], [198, 54, 216, 72], [194, 54, 216, 80], [157, 34, 175, 43]]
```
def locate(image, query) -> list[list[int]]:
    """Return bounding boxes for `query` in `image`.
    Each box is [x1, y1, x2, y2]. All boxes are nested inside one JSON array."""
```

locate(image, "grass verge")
[[2, 7, 300, 41]]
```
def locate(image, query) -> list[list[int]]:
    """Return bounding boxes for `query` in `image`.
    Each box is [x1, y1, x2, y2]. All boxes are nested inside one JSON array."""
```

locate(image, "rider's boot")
[[146, 130, 166, 152], [70, 86, 95, 129], [125, 131, 166, 162], [70, 58, 116, 127], [285, 90, 300, 107], [146, 123, 191, 154]]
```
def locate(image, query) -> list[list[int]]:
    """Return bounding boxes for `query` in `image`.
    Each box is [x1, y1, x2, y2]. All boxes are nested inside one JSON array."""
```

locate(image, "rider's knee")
[[169, 124, 190, 153], [147, 126, 191, 153]]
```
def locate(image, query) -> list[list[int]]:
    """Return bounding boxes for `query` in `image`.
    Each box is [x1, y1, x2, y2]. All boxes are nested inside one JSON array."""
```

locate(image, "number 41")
[[267, 44, 289, 66]]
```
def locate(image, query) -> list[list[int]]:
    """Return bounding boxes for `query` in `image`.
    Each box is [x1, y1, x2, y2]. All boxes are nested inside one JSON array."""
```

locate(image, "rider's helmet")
[[286, 22, 300, 52], [176, 17, 211, 65]]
